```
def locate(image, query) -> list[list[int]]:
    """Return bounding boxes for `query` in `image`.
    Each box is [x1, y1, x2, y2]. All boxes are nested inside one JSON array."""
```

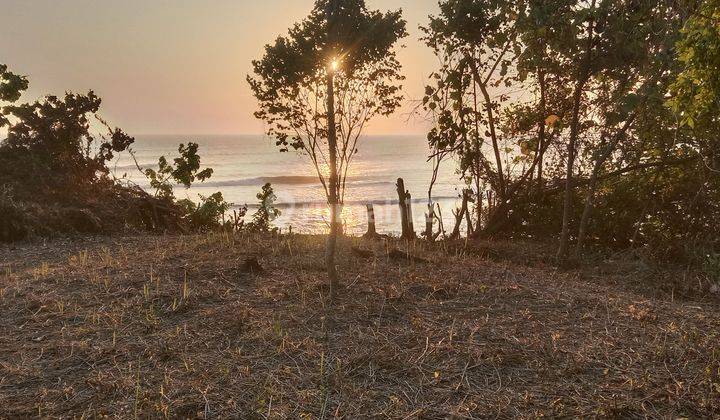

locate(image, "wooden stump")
[[396, 178, 415, 240], [363, 203, 379, 239], [407, 192, 415, 235]]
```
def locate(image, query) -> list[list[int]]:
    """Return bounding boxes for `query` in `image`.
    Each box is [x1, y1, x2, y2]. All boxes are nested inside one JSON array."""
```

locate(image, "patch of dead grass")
[[0, 233, 719, 418]]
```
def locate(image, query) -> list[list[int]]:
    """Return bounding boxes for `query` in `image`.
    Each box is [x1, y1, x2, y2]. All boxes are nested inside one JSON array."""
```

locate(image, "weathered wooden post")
[[364, 203, 378, 239], [406, 191, 415, 235], [396, 178, 409, 238], [396, 178, 415, 240]]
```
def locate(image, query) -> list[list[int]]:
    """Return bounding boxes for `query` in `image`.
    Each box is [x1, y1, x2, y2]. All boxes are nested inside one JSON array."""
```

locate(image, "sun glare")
[[330, 59, 339, 71]]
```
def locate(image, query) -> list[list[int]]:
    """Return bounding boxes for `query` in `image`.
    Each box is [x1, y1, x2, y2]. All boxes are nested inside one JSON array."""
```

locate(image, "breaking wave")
[[201, 176, 393, 188], [240, 195, 459, 209]]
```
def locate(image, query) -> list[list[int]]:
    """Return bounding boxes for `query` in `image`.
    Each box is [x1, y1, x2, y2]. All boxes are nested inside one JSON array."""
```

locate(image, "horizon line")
[[130, 132, 429, 137]]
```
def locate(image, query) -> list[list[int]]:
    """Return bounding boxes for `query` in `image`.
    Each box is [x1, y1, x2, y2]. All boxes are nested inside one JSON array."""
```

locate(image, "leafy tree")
[[566, 0, 690, 255], [249, 0, 406, 295], [0, 66, 149, 239], [668, 0, 720, 175], [1, 89, 134, 201], [421, 0, 713, 263], [670, 0, 720, 128], [422, 0, 520, 229], [142, 142, 231, 231], [532, 0, 710, 259], [421, 0, 572, 235], [0, 64, 224, 238]]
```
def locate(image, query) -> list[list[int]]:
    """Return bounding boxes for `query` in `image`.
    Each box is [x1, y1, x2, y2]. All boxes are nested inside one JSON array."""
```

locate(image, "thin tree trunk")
[[575, 163, 600, 255], [435, 203, 446, 239], [466, 59, 506, 198], [326, 70, 340, 296], [426, 147, 444, 241], [474, 158, 482, 231], [557, 0, 597, 262], [537, 69, 548, 195], [477, 184, 483, 232], [472, 75, 483, 230], [576, 111, 639, 254], [465, 203, 474, 236], [557, 83, 585, 260], [477, 81, 506, 198], [425, 204, 434, 241]]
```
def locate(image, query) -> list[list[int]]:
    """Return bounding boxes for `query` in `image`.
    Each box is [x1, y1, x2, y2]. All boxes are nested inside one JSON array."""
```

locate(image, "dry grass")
[[1, 232, 719, 418]]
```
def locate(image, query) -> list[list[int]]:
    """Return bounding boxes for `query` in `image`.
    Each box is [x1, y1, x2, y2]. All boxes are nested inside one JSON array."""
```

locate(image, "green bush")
[[246, 183, 281, 233], [177, 192, 231, 232]]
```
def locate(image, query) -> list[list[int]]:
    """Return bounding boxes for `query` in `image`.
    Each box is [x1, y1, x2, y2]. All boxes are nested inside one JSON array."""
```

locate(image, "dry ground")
[[1, 233, 719, 418]]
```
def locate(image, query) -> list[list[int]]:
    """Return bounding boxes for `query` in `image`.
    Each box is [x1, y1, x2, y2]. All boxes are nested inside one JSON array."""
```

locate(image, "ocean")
[[112, 135, 467, 235]]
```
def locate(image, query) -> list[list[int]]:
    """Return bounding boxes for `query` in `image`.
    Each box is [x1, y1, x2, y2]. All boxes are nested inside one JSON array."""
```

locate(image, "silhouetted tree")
[[249, 0, 406, 295], [0, 64, 28, 121]]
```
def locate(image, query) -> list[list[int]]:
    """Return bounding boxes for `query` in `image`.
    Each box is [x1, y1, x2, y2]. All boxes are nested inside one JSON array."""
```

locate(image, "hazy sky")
[[0, 0, 440, 135]]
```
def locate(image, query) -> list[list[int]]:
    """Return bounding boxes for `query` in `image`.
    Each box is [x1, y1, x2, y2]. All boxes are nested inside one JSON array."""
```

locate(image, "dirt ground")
[[1, 232, 719, 418]]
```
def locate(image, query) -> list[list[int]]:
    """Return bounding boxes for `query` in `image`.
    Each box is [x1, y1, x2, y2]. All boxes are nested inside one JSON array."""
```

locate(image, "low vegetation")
[[1, 0, 719, 416], [1, 233, 719, 417], [0, 65, 280, 242]]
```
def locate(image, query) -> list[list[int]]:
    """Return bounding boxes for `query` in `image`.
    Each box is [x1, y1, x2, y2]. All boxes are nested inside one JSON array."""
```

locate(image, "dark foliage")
[[0, 64, 227, 241], [421, 0, 719, 264]]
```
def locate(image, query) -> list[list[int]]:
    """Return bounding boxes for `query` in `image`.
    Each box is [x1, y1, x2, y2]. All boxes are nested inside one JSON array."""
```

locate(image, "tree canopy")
[[419, 0, 717, 260], [248, 0, 407, 201], [670, 0, 720, 128]]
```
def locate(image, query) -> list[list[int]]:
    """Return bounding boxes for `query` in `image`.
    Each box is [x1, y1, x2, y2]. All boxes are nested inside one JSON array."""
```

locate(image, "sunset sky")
[[0, 0, 439, 135]]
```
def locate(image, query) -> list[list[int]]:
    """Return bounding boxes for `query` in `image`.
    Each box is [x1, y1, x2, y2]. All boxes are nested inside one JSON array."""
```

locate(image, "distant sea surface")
[[112, 135, 465, 235]]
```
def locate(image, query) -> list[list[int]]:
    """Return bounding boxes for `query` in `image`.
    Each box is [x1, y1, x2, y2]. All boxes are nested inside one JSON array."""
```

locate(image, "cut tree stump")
[[396, 178, 415, 240], [363, 203, 380, 239]]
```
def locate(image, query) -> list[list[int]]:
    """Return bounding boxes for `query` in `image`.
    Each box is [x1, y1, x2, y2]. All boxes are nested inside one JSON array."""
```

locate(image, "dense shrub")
[[0, 64, 231, 241], [500, 159, 719, 262]]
